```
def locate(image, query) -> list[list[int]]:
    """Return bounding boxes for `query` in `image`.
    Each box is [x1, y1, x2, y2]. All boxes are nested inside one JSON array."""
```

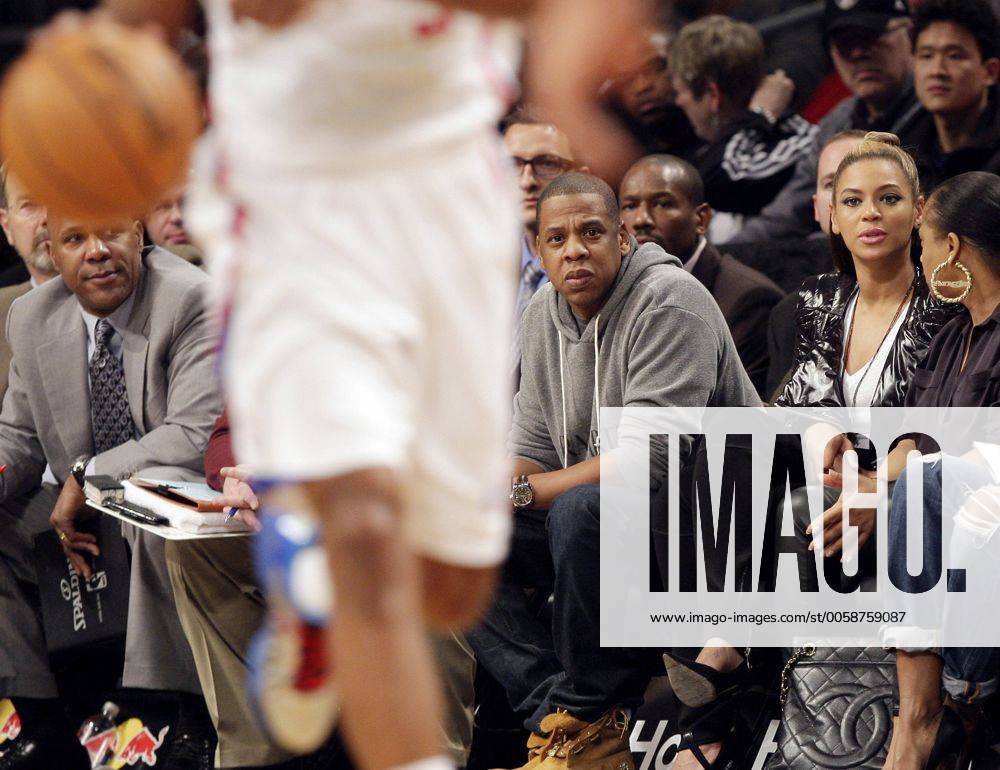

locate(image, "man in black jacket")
[[910, 0, 1000, 192], [620, 154, 782, 397], [667, 14, 817, 243]]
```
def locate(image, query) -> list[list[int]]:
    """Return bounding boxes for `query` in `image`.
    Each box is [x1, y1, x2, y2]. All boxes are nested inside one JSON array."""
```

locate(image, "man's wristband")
[[751, 105, 777, 125]]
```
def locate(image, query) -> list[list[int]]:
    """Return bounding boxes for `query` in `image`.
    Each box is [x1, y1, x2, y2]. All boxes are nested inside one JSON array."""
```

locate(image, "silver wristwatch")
[[510, 475, 534, 509], [70, 454, 92, 487]]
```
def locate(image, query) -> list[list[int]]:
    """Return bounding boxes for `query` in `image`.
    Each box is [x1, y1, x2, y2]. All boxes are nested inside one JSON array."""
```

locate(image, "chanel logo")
[[794, 685, 894, 766]]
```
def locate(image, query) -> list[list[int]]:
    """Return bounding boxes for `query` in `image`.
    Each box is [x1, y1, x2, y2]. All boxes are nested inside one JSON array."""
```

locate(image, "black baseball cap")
[[823, 0, 911, 41]]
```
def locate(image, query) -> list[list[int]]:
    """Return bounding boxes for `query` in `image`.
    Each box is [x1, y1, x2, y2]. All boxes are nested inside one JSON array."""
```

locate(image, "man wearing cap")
[[735, 0, 923, 243]]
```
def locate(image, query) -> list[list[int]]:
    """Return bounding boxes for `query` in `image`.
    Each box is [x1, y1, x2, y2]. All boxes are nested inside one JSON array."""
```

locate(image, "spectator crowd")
[[0, 0, 999, 768]]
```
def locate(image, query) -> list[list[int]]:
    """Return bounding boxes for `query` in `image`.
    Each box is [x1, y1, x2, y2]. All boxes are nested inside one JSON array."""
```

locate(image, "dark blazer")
[[765, 290, 800, 401], [911, 90, 1000, 195], [690, 243, 783, 398]]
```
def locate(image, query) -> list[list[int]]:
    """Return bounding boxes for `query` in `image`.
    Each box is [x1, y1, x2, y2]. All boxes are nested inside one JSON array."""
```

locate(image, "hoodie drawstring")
[[558, 332, 569, 469], [593, 315, 601, 455], [557, 314, 601, 470]]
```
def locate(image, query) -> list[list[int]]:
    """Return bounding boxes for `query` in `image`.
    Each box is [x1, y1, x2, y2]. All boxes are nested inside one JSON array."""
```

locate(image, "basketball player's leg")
[[420, 557, 497, 630], [272, 470, 449, 770]]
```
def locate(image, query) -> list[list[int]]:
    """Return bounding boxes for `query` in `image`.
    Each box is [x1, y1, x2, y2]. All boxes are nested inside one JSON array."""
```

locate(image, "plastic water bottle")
[[77, 701, 120, 769]]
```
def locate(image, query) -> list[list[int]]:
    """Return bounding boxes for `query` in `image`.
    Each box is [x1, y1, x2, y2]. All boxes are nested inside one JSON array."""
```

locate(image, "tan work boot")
[[506, 708, 634, 770], [507, 730, 551, 770]]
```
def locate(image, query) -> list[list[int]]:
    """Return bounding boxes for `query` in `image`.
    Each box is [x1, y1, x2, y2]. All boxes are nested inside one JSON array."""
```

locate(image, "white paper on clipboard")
[[86, 501, 253, 540]]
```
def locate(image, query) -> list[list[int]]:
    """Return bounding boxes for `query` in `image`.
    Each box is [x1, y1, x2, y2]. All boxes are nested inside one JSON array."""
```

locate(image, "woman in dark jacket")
[[668, 132, 956, 770], [775, 142, 957, 411], [775, 133, 958, 577]]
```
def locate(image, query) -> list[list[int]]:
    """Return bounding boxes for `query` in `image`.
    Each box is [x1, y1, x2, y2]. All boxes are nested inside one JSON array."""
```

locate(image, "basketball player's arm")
[[432, 1, 538, 16], [104, 0, 313, 35], [526, 0, 654, 185], [514, 456, 600, 511], [101, 0, 197, 41]]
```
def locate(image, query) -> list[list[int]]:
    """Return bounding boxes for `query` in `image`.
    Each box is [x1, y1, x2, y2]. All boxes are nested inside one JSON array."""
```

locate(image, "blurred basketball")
[[0, 19, 202, 223]]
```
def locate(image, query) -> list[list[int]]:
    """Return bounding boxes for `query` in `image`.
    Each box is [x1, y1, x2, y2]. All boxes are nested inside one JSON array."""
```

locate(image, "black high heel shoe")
[[922, 706, 966, 770], [663, 650, 776, 769], [662, 649, 749, 708]]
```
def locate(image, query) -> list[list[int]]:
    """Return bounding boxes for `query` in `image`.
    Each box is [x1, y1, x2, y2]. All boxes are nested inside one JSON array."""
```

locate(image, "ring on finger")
[[57, 530, 69, 543]]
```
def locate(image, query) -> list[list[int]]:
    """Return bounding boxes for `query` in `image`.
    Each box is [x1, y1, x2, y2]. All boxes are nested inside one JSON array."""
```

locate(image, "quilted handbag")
[[765, 644, 897, 769]]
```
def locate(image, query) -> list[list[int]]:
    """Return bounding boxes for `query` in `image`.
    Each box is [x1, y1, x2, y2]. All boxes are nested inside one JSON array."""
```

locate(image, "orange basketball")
[[0, 19, 202, 223]]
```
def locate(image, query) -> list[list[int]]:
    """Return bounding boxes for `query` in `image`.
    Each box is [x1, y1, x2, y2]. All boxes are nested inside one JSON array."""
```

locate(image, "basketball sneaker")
[[248, 505, 339, 754]]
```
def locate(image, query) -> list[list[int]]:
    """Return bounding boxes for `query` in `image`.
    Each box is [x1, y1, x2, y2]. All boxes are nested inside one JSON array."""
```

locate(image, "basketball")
[[0, 19, 201, 222]]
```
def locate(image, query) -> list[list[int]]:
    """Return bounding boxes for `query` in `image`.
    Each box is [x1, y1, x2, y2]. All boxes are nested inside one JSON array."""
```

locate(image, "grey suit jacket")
[[0, 280, 31, 403], [0, 247, 222, 500]]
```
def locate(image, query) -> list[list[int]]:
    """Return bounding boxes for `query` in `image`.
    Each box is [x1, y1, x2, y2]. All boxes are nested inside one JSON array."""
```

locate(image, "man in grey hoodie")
[[467, 172, 760, 770]]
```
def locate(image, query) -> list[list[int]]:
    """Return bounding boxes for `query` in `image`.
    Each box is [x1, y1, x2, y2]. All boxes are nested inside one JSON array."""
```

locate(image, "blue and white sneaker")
[[248, 505, 339, 754]]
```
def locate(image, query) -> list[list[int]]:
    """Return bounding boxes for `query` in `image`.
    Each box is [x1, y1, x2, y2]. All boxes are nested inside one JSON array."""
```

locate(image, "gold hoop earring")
[[930, 259, 972, 304]]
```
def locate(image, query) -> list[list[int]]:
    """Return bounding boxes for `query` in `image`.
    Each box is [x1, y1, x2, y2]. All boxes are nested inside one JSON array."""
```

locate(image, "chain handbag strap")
[[778, 643, 816, 706]]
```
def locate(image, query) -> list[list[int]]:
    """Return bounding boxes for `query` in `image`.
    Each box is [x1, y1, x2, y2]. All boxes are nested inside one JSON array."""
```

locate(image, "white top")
[[840, 292, 911, 407], [202, 0, 520, 181], [683, 236, 708, 273]]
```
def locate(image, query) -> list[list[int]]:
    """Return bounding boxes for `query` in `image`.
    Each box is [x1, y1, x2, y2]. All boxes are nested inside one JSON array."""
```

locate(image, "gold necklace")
[[843, 283, 913, 406]]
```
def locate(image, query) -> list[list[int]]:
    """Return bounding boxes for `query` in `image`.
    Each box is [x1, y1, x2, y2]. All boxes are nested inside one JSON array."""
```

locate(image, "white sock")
[[387, 755, 454, 770]]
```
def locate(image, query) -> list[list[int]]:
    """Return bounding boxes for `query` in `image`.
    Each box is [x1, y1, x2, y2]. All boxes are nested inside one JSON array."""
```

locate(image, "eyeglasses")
[[510, 154, 574, 181]]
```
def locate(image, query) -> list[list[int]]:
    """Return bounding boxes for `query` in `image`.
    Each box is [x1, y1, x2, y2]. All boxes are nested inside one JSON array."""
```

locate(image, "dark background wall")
[[0, 1, 96, 273], [0, 0, 96, 72]]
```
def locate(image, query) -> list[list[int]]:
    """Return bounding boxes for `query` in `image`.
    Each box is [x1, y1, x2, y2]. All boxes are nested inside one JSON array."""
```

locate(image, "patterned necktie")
[[90, 319, 135, 453], [515, 259, 545, 325]]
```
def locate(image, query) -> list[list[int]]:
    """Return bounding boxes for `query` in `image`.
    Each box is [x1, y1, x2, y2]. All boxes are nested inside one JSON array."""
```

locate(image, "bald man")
[[620, 155, 782, 396]]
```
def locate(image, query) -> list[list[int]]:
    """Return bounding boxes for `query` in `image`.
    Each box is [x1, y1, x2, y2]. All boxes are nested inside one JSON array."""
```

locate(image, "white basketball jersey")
[[202, 0, 520, 179]]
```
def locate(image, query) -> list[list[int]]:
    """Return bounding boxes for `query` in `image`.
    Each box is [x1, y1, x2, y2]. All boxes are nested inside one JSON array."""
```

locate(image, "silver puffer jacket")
[[775, 269, 960, 408]]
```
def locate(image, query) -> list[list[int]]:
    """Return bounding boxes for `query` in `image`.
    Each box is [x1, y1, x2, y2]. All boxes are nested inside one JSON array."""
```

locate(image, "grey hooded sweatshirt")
[[510, 241, 759, 472]]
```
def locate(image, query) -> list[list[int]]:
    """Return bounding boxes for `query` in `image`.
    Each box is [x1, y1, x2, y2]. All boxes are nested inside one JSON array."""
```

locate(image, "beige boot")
[[497, 723, 562, 770], [534, 708, 633, 770]]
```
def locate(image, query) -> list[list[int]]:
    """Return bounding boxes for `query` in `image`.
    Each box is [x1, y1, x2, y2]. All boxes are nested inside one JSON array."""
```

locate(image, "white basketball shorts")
[[219, 136, 519, 568]]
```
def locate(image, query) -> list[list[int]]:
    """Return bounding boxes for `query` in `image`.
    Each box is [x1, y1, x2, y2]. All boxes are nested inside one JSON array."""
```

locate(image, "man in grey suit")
[[0, 212, 222, 768]]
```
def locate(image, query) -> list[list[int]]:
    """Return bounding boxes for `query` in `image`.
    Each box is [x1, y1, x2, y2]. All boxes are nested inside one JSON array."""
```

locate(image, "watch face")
[[512, 483, 533, 508]]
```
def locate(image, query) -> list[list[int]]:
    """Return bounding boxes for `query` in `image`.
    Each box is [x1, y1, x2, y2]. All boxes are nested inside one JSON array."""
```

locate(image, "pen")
[[225, 506, 237, 522]]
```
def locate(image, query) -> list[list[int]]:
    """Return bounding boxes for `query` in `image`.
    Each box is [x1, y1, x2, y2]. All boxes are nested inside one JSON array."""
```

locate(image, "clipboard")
[[86, 500, 252, 540]]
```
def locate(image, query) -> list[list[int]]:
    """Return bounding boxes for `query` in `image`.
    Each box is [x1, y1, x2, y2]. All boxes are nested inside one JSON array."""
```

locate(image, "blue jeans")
[[888, 459, 1000, 703], [467, 485, 659, 733]]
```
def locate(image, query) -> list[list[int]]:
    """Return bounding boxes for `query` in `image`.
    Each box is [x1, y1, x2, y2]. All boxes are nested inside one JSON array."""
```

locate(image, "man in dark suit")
[[0, 167, 58, 400], [0, 212, 222, 767], [620, 154, 782, 396]]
